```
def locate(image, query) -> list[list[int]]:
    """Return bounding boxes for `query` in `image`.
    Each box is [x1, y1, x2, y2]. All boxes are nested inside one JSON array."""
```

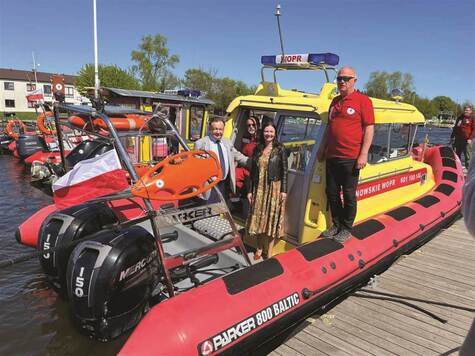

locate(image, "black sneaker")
[[321, 225, 339, 238], [333, 229, 351, 243]]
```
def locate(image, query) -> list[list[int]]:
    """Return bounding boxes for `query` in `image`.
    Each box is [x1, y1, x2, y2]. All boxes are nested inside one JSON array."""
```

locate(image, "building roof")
[[103, 87, 214, 105], [0, 68, 77, 85]]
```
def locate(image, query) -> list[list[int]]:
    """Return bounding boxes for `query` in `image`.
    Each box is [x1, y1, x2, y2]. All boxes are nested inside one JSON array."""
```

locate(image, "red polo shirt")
[[452, 115, 475, 141], [326, 91, 375, 159]]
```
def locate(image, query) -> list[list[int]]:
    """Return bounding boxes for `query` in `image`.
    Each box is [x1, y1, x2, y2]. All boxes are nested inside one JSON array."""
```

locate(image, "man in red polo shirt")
[[451, 105, 474, 169], [317, 66, 375, 243]]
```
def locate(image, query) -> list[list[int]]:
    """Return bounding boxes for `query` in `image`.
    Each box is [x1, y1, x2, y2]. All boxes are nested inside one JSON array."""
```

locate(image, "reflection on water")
[[0, 127, 453, 355]]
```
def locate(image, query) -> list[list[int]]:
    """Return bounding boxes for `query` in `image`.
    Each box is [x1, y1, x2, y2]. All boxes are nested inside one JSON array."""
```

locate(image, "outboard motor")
[[67, 225, 160, 340], [0, 134, 13, 150], [38, 202, 118, 296], [65, 139, 113, 168], [16, 134, 48, 159]]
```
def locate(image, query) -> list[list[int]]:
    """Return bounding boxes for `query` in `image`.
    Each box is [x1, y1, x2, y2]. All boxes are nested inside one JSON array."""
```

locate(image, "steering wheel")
[[131, 150, 222, 200]]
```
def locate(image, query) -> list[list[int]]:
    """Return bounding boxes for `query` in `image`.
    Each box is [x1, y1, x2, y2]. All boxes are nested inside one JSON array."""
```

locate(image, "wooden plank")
[[382, 269, 475, 302], [292, 328, 351, 356], [395, 257, 475, 287], [388, 263, 475, 295], [414, 250, 475, 272], [308, 317, 400, 355], [301, 323, 376, 356], [343, 298, 457, 351], [349, 294, 465, 345], [374, 278, 475, 321], [384, 270, 475, 306], [282, 336, 323, 355], [317, 312, 416, 355], [319, 309, 433, 355], [271, 343, 306, 356], [349, 292, 469, 338], [331, 300, 443, 354]]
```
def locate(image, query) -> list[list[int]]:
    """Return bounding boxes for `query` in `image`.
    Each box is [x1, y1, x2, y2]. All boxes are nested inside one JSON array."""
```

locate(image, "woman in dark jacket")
[[246, 119, 288, 260]]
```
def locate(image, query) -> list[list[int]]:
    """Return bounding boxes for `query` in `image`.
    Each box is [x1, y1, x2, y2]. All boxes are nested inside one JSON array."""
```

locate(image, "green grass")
[[0, 112, 38, 122]]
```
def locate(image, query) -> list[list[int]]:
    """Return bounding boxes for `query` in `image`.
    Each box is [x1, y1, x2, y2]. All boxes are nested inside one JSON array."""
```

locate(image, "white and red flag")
[[52, 150, 129, 209], [26, 88, 44, 102]]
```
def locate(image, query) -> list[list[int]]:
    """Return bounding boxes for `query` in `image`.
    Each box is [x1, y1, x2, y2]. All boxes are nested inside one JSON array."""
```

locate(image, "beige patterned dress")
[[247, 151, 285, 239]]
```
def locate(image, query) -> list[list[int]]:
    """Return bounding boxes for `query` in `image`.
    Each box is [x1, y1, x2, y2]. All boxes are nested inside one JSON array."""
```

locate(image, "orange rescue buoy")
[[131, 150, 222, 200], [37, 112, 55, 135], [93, 115, 149, 131], [5, 119, 27, 139]]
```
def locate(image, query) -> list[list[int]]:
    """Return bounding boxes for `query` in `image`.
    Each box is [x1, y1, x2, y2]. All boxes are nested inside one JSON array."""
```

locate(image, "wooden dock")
[[270, 218, 475, 356]]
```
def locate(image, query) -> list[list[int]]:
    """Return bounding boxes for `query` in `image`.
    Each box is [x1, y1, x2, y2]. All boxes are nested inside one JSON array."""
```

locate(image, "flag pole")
[[93, 0, 100, 99]]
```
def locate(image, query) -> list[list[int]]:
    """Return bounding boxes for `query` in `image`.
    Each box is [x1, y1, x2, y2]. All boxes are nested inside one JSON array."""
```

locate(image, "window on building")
[[27, 101, 37, 108], [26, 83, 36, 91], [4, 82, 14, 90], [189, 105, 205, 141], [65, 86, 74, 98], [5, 99, 15, 108], [278, 114, 322, 171], [43, 84, 52, 95]]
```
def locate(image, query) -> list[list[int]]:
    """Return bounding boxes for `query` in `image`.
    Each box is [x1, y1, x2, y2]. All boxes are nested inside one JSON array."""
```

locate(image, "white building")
[[0, 68, 88, 115]]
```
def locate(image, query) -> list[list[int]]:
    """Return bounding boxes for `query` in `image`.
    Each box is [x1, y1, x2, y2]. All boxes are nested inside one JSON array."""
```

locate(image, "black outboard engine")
[[38, 202, 118, 296], [65, 139, 113, 168], [67, 225, 160, 340], [0, 134, 13, 150], [16, 134, 48, 159]]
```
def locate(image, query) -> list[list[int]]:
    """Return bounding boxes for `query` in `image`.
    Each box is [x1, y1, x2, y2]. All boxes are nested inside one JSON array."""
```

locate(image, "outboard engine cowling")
[[65, 140, 113, 168], [67, 225, 159, 340], [38, 202, 118, 296], [0, 134, 13, 150], [16, 134, 48, 159]]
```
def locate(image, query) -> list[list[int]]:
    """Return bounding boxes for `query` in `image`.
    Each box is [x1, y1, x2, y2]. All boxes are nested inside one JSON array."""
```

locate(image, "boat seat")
[[193, 216, 241, 241]]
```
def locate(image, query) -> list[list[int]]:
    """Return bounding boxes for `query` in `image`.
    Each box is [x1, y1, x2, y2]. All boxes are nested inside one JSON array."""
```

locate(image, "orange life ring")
[[37, 112, 55, 135], [93, 114, 149, 131], [68, 115, 91, 129], [5, 119, 27, 140]]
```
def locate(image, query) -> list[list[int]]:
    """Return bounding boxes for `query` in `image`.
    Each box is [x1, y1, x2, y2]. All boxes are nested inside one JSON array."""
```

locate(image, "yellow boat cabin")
[[224, 53, 431, 254]]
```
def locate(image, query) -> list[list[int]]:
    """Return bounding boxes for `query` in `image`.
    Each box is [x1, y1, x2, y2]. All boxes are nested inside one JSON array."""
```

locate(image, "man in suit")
[[195, 116, 249, 203]]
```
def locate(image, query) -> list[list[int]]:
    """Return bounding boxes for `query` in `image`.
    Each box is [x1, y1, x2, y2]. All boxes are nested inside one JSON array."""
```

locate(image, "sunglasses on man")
[[336, 76, 355, 83]]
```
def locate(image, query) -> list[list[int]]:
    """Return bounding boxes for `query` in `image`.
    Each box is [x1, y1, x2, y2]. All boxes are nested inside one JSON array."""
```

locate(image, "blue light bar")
[[177, 89, 201, 97], [261, 55, 277, 65], [260, 53, 339, 66], [308, 53, 339, 66]]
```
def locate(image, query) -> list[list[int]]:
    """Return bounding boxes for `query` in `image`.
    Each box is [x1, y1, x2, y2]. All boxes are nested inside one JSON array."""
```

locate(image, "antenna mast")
[[275, 4, 285, 57], [93, 0, 100, 99]]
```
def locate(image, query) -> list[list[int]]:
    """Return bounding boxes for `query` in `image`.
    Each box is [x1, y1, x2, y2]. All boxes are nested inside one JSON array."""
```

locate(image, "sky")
[[1, 0, 474, 104]]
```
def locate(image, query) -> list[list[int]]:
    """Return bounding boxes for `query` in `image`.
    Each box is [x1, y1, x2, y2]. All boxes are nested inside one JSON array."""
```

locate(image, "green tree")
[[182, 68, 255, 113], [182, 68, 216, 96], [365, 71, 414, 99], [131, 34, 179, 91], [431, 96, 457, 113], [212, 77, 255, 114], [75, 64, 140, 93]]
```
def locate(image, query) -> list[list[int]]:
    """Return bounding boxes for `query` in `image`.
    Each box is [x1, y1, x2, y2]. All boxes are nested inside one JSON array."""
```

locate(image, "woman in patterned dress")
[[246, 119, 288, 260]]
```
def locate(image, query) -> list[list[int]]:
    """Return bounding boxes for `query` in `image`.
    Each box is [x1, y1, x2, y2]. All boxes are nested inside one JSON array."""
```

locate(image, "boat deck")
[[270, 218, 475, 356]]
